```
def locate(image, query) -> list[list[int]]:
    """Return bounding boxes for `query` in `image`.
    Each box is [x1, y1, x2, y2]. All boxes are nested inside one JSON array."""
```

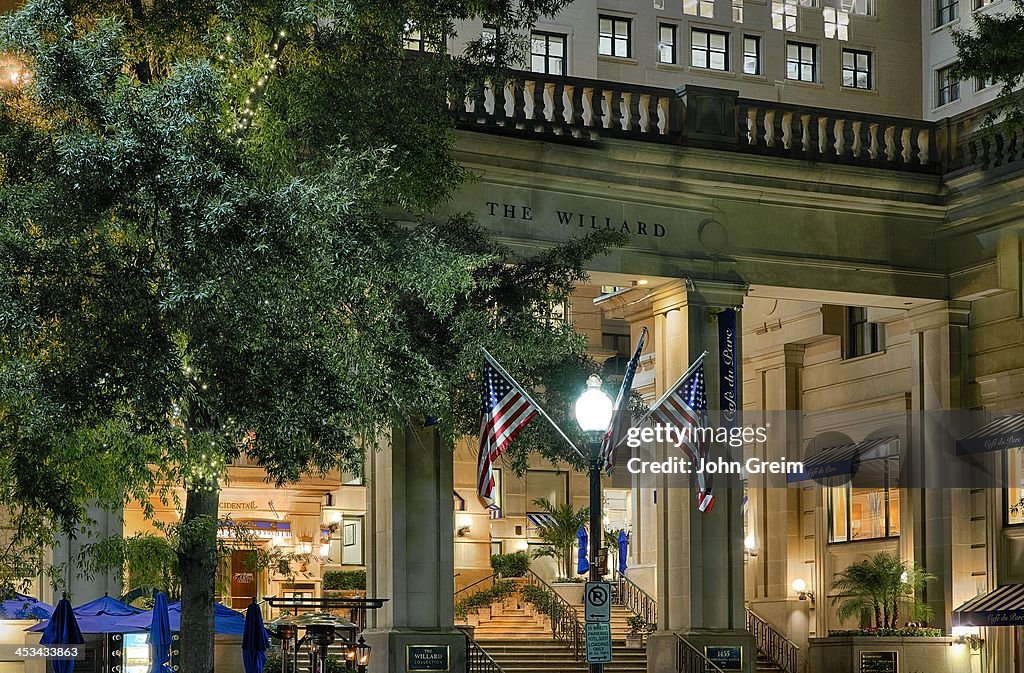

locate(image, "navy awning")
[[527, 512, 556, 529], [957, 414, 1024, 456], [953, 584, 1024, 627], [788, 436, 899, 483]]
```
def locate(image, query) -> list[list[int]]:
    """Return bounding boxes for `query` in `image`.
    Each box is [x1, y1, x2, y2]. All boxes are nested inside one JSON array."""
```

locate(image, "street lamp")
[[575, 374, 614, 673], [354, 635, 371, 673]]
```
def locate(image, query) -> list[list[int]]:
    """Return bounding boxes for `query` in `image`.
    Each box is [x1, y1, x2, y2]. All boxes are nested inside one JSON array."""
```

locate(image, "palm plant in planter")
[[529, 498, 589, 580], [830, 551, 936, 633]]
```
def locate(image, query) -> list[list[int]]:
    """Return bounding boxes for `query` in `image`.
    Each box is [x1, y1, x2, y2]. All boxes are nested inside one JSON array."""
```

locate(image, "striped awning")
[[953, 584, 1024, 627], [527, 512, 556, 529], [788, 436, 899, 483], [957, 414, 1024, 456]]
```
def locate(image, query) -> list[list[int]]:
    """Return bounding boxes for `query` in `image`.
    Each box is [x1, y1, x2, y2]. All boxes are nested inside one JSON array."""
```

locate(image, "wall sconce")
[[456, 514, 472, 537], [513, 539, 529, 552], [951, 626, 984, 650], [296, 535, 313, 555], [744, 534, 758, 558], [792, 578, 815, 603]]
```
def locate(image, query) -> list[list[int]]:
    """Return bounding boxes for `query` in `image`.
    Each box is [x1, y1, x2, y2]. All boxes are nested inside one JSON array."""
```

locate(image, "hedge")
[[323, 569, 366, 591]]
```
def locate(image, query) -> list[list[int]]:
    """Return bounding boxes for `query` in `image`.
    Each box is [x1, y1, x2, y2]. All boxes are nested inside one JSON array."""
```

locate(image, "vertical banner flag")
[[476, 359, 540, 505], [718, 309, 739, 430], [601, 327, 648, 473]]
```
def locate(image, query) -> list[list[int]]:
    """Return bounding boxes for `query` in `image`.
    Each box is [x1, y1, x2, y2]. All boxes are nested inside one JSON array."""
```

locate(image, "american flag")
[[601, 327, 648, 473], [649, 361, 715, 513], [477, 361, 539, 505]]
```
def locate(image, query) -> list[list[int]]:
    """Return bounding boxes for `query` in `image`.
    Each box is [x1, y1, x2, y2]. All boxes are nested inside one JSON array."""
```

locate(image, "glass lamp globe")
[[792, 578, 807, 593], [575, 375, 614, 434]]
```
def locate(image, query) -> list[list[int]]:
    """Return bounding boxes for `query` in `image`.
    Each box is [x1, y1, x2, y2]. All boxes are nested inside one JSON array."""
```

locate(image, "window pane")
[[856, 71, 868, 88], [843, 70, 854, 87], [1009, 449, 1024, 525], [830, 485, 848, 542], [550, 37, 564, 56], [532, 54, 545, 72], [710, 33, 726, 50], [340, 516, 364, 565], [692, 49, 708, 68], [550, 58, 563, 75], [850, 488, 887, 540], [888, 487, 901, 536], [801, 63, 813, 81], [857, 53, 869, 69], [599, 36, 612, 55], [843, 51, 854, 68], [532, 37, 545, 53], [615, 21, 628, 38], [744, 56, 757, 74], [660, 44, 674, 63], [787, 43, 799, 59], [710, 52, 726, 70], [614, 39, 628, 57], [661, 26, 674, 43], [787, 61, 799, 79], [694, 30, 708, 48], [600, 18, 612, 33]]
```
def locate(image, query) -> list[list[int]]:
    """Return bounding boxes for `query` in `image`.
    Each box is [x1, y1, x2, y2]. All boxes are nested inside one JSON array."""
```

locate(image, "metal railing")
[[614, 572, 657, 627], [675, 634, 727, 673], [524, 570, 585, 660], [745, 607, 800, 673], [455, 574, 496, 600], [459, 626, 506, 673]]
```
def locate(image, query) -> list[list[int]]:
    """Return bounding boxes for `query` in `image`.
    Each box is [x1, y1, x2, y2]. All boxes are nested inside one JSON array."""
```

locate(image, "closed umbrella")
[[0, 593, 54, 620], [576, 525, 589, 575], [40, 597, 84, 673], [617, 530, 629, 574], [241, 601, 270, 673], [149, 593, 171, 673]]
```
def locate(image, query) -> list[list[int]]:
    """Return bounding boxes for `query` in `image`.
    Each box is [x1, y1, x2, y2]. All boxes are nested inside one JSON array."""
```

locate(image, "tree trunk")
[[178, 487, 220, 673]]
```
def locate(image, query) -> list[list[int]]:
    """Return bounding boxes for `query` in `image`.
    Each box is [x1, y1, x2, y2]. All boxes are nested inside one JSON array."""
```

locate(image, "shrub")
[[490, 552, 530, 578], [519, 584, 555, 616], [323, 569, 366, 591], [626, 614, 655, 638], [454, 580, 519, 620], [828, 627, 943, 637]]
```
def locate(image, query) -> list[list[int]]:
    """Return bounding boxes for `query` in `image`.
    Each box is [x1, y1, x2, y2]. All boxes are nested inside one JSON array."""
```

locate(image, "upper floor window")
[[841, 0, 874, 14], [659, 23, 678, 64], [845, 307, 884, 358], [1009, 449, 1024, 525], [599, 16, 631, 58], [829, 462, 900, 542], [691, 28, 730, 71], [824, 7, 850, 40], [976, 76, 995, 91], [937, 64, 961, 107], [684, 0, 716, 17], [936, 0, 959, 26], [743, 36, 762, 75], [531, 32, 566, 75], [772, 0, 799, 31], [974, 0, 996, 8], [733, 0, 745, 22], [403, 21, 439, 52], [842, 49, 872, 89], [786, 41, 817, 82]]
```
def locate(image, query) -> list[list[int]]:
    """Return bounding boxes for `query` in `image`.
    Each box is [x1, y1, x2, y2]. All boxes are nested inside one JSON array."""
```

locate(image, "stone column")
[[640, 279, 755, 673], [907, 301, 971, 632], [364, 425, 466, 673]]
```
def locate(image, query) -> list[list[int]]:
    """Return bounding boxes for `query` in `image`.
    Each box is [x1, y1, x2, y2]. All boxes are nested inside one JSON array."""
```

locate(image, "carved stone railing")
[[675, 634, 727, 673], [449, 72, 679, 143], [746, 607, 800, 673], [450, 71, 1024, 178]]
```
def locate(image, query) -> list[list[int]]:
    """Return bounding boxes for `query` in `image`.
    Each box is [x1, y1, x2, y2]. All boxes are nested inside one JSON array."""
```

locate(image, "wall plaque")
[[860, 650, 897, 673], [704, 645, 743, 671], [406, 644, 449, 672]]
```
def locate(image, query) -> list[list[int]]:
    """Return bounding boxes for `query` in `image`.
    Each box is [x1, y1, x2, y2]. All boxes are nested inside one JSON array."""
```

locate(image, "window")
[[829, 461, 900, 542], [684, 0, 715, 17], [691, 29, 730, 71], [658, 23, 677, 64], [531, 32, 566, 74], [845, 307, 884, 358], [937, 64, 961, 106], [772, 0, 798, 32], [733, 0, 745, 22], [976, 76, 995, 91], [527, 470, 569, 508], [403, 21, 438, 52], [491, 468, 504, 510], [490, 541, 503, 556], [824, 7, 850, 40], [786, 42, 817, 82], [842, 49, 872, 89], [481, 24, 498, 62], [602, 332, 631, 356], [936, 0, 959, 26], [974, 0, 995, 7], [1008, 449, 1024, 525], [743, 36, 761, 74], [599, 16, 631, 58], [841, 0, 874, 14]]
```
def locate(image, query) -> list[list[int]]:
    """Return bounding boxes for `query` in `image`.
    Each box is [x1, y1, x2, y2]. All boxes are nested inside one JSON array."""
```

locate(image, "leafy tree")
[[951, 0, 1024, 128], [529, 497, 590, 580], [0, 1, 621, 672], [830, 551, 936, 630]]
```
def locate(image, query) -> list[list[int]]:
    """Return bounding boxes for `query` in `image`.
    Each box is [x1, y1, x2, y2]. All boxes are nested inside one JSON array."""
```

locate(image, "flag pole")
[[481, 347, 587, 463], [632, 350, 709, 429]]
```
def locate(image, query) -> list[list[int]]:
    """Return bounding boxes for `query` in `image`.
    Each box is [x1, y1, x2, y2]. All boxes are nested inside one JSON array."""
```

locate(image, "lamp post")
[[574, 374, 614, 673]]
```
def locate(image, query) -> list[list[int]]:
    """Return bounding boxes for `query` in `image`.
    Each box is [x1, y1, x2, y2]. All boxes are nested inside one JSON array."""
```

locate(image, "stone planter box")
[[808, 635, 970, 673], [551, 582, 585, 606]]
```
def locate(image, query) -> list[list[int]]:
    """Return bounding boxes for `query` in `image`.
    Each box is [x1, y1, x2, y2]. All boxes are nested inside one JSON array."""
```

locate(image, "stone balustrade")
[[449, 70, 1022, 177]]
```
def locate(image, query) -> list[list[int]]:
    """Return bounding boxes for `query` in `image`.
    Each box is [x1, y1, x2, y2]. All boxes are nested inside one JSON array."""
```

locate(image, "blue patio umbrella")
[[40, 597, 84, 673], [576, 525, 590, 575], [241, 601, 270, 673], [617, 530, 629, 574], [0, 593, 54, 620], [28, 594, 145, 634], [149, 592, 171, 673], [115, 601, 251, 636]]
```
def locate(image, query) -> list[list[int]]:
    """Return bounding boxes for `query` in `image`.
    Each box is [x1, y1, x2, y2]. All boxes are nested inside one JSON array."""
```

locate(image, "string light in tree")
[[235, 29, 288, 137]]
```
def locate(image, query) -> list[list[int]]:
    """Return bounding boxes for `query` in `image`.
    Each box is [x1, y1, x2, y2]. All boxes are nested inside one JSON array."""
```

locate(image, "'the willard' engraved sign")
[[485, 201, 667, 238]]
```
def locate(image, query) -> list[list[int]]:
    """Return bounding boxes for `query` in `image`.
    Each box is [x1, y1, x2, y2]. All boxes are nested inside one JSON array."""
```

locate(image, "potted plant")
[[529, 498, 589, 604], [625, 614, 653, 649], [830, 552, 936, 631]]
